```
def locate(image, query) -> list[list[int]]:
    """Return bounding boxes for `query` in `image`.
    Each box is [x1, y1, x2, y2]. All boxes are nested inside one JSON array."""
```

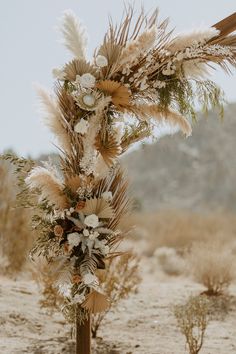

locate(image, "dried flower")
[[74, 118, 89, 134], [67, 232, 81, 247], [72, 275, 82, 283], [83, 272, 98, 285], [101, 191, 113, 202], [54, 224, 64, 237], [75, 200, 86, 211], [76, 73, 96, 88], [84, 214, 99, 228], [95, 55, 108, 67]]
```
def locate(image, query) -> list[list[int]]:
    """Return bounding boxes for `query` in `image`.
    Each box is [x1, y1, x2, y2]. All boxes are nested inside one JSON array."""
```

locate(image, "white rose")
[[83, 273, 98, 286], [74, 118, 89, 135], [84, 214, 99, 228], [95, 55, 108, 68], [67, 232, 81, 247], [102, 191, 113, 202], [77, 73, 96, 88]]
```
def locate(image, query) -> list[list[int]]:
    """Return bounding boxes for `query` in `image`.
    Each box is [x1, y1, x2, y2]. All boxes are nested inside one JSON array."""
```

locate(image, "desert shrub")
[[187, 241, 235, 295], [125, 210, 236, 254], [154, 247, 185, 275], [92, 253, 140, 338], [174, 296, 210, 354], [0, 159, 33, 274]]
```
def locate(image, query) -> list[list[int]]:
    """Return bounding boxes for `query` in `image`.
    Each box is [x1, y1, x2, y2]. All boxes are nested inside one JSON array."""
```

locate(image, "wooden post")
[[75, 306, 91, 354]]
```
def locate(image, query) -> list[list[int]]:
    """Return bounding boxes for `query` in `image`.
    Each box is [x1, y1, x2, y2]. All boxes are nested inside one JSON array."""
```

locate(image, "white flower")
[[67, 232, 81, 247], [84, 214, 99, 228], [102, 191, 113, 202], [77, 73, 96, 88], [95, 55, 108, 67], [58, 283, 71, 298], [52, 68, 66, 80], [83, 273, 98, 285], [74, 118, 89, 134], [72, 293, 85, 304], [89, 231, 99, 240], [83, 229, 90, 237]]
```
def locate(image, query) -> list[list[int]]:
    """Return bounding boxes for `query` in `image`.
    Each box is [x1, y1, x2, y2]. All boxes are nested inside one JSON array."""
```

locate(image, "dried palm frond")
[[60, 10, 88, 59], [94, 167, 132, 237], [96, 80, 131, 109], [129, 104, 192, 137], [36, 87, 72, 153], [95, 133, 121, 166], [81, 290, 109, 313], [55, 84, 79, 124], [25, 167, 69, 209], [64, 59, 98, 82], [82, 198, 114, 219]]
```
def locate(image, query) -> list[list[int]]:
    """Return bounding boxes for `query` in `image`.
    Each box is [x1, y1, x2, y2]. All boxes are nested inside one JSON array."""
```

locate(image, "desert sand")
[[1, 255, 236, 354]]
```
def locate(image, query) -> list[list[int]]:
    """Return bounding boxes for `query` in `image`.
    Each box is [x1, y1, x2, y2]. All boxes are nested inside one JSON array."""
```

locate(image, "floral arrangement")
[[11, 8, 235, 323]]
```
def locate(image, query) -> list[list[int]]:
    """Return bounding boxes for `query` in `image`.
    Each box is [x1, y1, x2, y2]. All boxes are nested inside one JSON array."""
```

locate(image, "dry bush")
[[125, 210, 236, 254], [174, 296, 210, 354], [92, 253, 140, 338], [0, 159, 33, 274], [154, 247, 185, 275], [187, 241, 235, 295]]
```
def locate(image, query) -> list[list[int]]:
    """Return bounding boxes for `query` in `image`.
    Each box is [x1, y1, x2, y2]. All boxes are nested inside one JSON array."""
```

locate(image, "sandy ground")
[[1, 257, 236, 354]]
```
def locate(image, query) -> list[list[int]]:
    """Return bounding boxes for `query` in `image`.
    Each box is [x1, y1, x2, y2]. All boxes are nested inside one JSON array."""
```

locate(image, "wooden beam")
[[213, 12, 236, 36], [75, 309, 91, 354]]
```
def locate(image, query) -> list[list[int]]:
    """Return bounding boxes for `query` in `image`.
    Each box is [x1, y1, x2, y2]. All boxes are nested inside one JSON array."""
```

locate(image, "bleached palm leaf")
[[83, 198, 114, 219], [81, 290, 109, 313]]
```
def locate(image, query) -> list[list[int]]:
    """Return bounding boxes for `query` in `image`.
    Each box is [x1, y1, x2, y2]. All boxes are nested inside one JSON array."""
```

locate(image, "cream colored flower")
[[74, 118, 89, 134], [101, 191, 113, 202], [84, 214, 99, 228], [83, 273, 98, 285], [77, 73, 96, 88], [95, 55, 108, 67], [83, 229, 90, 237], [67, 232, 81, 247]]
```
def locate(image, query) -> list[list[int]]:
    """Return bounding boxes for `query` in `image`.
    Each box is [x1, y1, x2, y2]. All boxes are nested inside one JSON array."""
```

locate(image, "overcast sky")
[[0, 0, 235, 157]]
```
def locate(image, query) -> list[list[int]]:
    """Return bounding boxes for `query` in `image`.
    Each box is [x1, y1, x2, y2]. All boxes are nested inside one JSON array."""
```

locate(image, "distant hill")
[[122, 103, 236, 212]]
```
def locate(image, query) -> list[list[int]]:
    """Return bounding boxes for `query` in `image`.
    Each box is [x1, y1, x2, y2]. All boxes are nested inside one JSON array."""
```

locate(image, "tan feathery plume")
[[36, 87, 71, 153], [129, 104, 192, 137], [81, 290, 109, 313], [25, 167, 69, 209], [82, 198, 114, 219], [65, 175, 81, 193], [60, 10, 88, 59], [119, 25, 157, 65], [95, 133, 121, 166], [96, 80, 131, 109]]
